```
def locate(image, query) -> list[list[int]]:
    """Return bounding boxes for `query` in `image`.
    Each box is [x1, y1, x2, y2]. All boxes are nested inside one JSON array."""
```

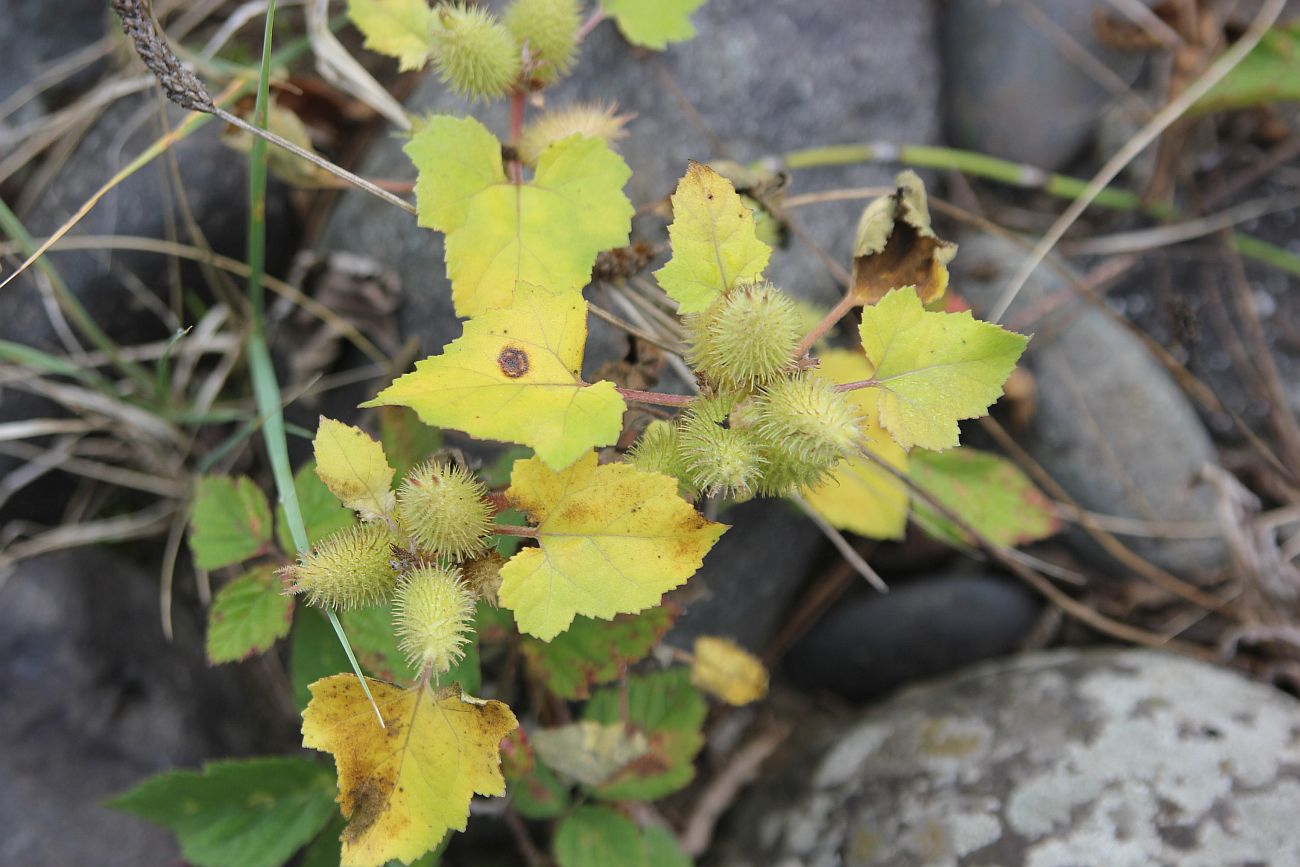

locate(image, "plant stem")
[[492, 523, 539, 538], [575, 5, 606, 42], [508, 89, 525, 185], [794, 291, 857, 358], [616, 386, 694, 407], [834, 377, 880, 392]]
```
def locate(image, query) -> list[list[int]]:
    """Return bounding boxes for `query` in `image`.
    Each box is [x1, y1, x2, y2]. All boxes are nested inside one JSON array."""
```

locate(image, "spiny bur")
[[627, 420, 685, 480], [430, 4, 521, 101], [397, 461, 492, 561], [461, 551, 506, 607], [753, 374, 861, 468], [284, 523, 399, 610], [393, 565, 476, 675], [686, 281, 802, 390], [517, 102, 630, 165], [505, 0, 580, 83], [678, 395, 766, 500]]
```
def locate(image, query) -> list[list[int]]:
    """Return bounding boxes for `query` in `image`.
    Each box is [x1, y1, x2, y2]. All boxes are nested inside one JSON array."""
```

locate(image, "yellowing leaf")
[[348, 0, 437, 71], [532, 721, 650, 786], [654, 161, 771, 314], [691, 636, 768, 706], [802, 350, 909, 540], [365, 284, 626, 470], [312, 418, 396, 520], [405, 115, 633, 316], [604, 0, 707, 49], [850, 170, 957, 305], [858, 288, 1028, 451], [302, 675, 517, 867], [500, 454, 727, 640]]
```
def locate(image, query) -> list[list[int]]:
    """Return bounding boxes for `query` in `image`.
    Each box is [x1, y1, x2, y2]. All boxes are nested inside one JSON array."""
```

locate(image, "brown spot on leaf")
[[850, 170, 956, 305], [497, 346, 529, 378]]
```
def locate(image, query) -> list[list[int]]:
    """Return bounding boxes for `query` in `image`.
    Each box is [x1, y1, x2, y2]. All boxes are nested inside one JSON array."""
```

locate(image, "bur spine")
[[430, 4, 521, 101], [505, 0, 580, 83], [285, 523, 399, 610], [686, 281, 802, 389], [397, 461, 492, 561], [394, 565, 476, 674]]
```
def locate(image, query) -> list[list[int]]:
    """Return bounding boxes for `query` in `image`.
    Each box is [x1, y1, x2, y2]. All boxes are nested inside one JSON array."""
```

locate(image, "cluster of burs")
[[630, 282, 862, 501], [422, 0, 584, 99], [282, 462, 498, 678]]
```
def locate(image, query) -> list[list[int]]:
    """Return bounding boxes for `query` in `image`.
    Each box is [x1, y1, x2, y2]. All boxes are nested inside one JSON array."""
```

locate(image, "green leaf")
[[603, 0, 707, 49], [1195, 24, 1300, 114], [583, 668, 706, 801], [501, 729, 572, 820], [553, 805, 692, 867], [521, 607, 676, 699], [108, 757, 336, 867], [190, 476, 273, 570], [366, 283, 626, 471], [405, 116, 634, 316], [910, 447, 1061, 548], [277, 461, 356, 553], [655, 161, 771, 314], [378, 406, 443, 480], [347, 0, 438, 71], [206, 566, 294, 664], [291, 608, 350, 711], [857, 287, 1028, 451]]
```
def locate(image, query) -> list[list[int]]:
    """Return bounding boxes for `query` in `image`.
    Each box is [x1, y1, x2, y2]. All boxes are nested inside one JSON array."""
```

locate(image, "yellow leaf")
[[348, 0, 437, 71], [500, 454, 727, 640], [655, 161, 772, 313], [365, 284, 626, 470], [404, 116, 633, 317], [691, 636, 769, 706], [801, 350, 909, 540], [604, 0, 707, 49], [858, 288, 1029, 451], [313, 418, 396, 520], [850, 170, 957, 305], [302, 675, 517, 867]]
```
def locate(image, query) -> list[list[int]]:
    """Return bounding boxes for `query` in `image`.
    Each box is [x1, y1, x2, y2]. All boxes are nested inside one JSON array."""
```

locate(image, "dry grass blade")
[[0, 502, 176, 577], [789, 492, 889, 593], [305, 0, 410, 129]]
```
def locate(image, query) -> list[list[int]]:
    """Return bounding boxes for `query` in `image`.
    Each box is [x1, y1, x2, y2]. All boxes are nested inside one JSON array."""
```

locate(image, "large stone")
[[941, 0, 1146, 171], [716, 648, 1300, 866], [0, 0, 106, 123], [952, 234, 1227, 578], [317, 0, 942, 649], [783, 570, 1043, 702], [0, 549, 267, 867]]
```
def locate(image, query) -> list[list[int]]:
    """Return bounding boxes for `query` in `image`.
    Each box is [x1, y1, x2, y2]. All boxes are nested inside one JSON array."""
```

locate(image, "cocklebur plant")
[[114, 3, 1061, 867]]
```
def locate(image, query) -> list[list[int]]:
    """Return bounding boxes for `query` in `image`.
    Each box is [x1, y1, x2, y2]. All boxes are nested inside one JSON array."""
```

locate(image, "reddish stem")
[[616, 387, 693, 407], [834, 377, 881, 392], [508, 89, 526, 185], [492, 523, 539, 538], [794, 292, 857, 359], [575, 6, 606, 42]]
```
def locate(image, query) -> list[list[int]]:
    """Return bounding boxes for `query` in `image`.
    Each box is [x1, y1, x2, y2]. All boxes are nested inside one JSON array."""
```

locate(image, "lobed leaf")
[[313, 417, 396, 520], [206, 566, 294, 664], [405, 116, 633, 316], [857, 287, 1028, 451], [108, 758, 336, 867], [500, 454, 727, 640], [603, 0, 708, 50], [190, 476, 273, 570], [909, 447, 1061, 548], [801, 350, 909, 540], [655, 161, 771, 313], [347, 0, 438, 71], [366, 284, 626, 470], [521, 606, 677, 698], [302, 675, 516, 867]]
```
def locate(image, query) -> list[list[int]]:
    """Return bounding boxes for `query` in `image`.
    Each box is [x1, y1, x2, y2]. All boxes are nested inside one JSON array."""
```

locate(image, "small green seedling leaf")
[[108, 757, 337, 867], [313, 417, 396, 520], [858, 287, 1028, 451], [500, 454, 727, 640], [405, 115, 633, 316], [583, 669, 706, 801], [655, 161, 771, 313], [603, 0, 708, 50], [190, 476, 273, 570], [366, 284, 626, 470], [347, 0, 438, 71], [910, 447, 1061, 548], [277, 461, 356, 553], [206, 566, 294, 664], [522, 607, 677, 699]]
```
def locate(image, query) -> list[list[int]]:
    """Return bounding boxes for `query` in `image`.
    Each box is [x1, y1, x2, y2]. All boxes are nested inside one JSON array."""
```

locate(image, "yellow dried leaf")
[[313, 418, 396, 520], [690, 636, 768, 706], [302, 675, 517, 867], [531, 720, 649, 787], [500, 454, 727, 640], [850, 170, 957, 305]]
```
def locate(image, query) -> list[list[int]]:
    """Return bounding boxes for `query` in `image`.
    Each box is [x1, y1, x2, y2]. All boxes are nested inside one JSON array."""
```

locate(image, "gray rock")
[[784, 570, 1043, 702], [941, 0, 1145, 171], [0, 549, 264, 867], [0, 0, 106, 123], [716, 648, 1300, 867], [953, 234, 1227, 578]]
